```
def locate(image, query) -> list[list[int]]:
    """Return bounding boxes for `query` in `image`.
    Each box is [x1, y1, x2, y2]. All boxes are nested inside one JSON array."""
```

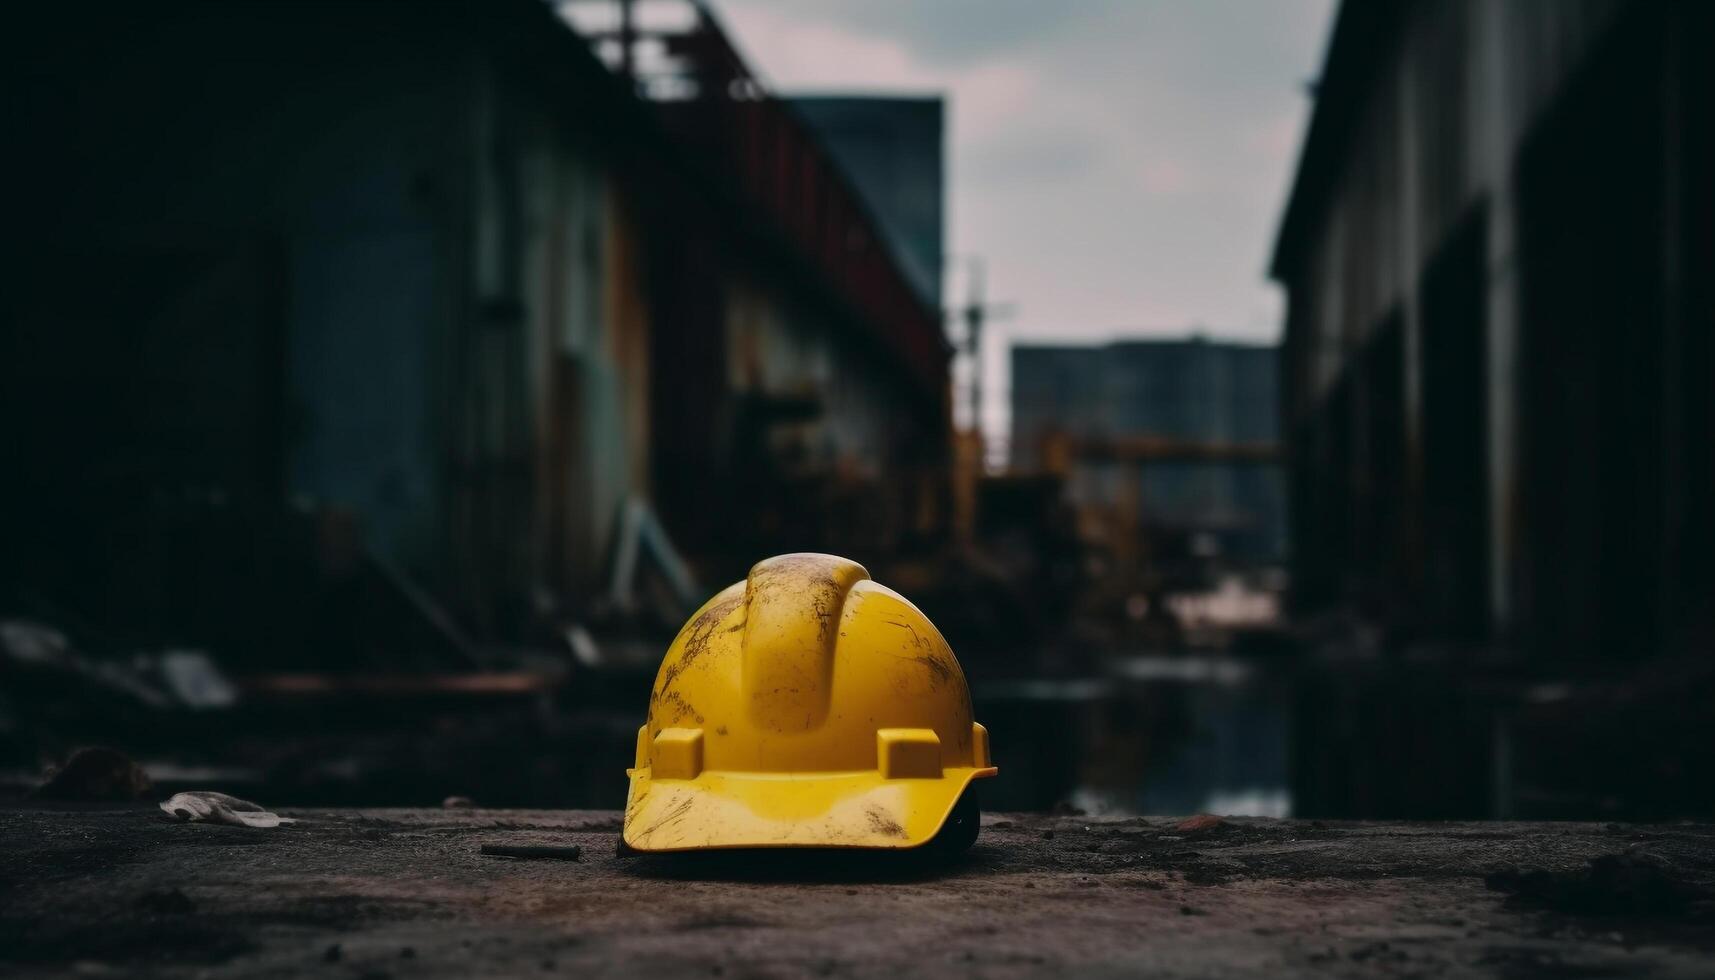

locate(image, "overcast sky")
[[708, 0, 1335, 438]]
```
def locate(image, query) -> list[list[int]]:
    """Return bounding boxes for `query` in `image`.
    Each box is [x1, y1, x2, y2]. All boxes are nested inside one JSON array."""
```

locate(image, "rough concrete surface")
[[3, 806, 1713, 978]]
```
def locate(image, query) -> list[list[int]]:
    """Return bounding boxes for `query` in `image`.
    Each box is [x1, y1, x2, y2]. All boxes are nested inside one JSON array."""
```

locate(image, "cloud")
[[710, 4, 941, 92], [969, 131, 1099, 185], [715, 0, 1120, 67], [713, 3, 1042, 149], [709, 0, 1336, 433]]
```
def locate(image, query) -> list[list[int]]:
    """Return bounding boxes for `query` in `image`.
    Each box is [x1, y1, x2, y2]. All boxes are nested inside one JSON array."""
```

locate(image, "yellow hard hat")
[[622, 553, 997, 852]]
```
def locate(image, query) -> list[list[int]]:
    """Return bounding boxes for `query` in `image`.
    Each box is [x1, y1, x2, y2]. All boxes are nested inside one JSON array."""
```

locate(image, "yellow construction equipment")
[[622, 553, 996, 852]]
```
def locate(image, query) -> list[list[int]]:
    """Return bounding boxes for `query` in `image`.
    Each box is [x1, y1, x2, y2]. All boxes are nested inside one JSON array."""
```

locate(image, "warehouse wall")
[[1274, 0, 1713, 654], [3, 4, 472, 635], [457, 52, 658, 620], [5, 0, 957, 656]]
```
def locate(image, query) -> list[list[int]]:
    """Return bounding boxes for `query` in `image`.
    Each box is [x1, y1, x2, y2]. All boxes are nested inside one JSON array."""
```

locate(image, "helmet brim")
[[622, 765, 998, 852]]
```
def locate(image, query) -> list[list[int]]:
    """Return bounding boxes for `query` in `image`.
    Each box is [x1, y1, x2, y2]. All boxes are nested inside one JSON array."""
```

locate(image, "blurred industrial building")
[[4, 0, 1711, 825], [1, 0, 953, 804], [1273, 0, 1715, 819], [992, 339, 1291, 816], [791, 97, 946, 311], [1011, 339, 1286, 572]]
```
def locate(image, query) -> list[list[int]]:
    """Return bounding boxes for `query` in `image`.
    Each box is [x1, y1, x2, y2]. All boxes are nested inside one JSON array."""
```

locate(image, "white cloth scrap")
[[159, 791, 293, 828]]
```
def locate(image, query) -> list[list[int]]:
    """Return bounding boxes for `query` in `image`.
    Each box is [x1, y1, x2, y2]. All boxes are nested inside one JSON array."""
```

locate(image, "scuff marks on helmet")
[[864, 805, 907, 838], [739, 555, 866, 733], [635, 792, 696, 844], [657, 690, 704, 725], [749, 553, 851, 644], [913, 653, 954, 687], [882, 617, 957, 690], [657, 591, 744, 697]]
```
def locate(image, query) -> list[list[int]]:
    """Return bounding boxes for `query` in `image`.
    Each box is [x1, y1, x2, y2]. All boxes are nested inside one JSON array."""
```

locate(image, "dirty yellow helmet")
[[622, 553, 996, 852]]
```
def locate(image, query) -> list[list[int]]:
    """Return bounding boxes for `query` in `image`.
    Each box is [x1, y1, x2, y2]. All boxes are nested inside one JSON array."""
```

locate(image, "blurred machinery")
[[1009, 339, 1286, 649]]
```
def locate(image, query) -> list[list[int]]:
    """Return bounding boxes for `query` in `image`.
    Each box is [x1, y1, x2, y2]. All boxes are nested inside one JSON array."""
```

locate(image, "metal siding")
[[287, 231, 441, 562]]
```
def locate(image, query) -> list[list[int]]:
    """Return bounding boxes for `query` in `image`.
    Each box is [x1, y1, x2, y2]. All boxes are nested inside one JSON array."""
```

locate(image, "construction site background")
[[3, 0, 1711, 823]]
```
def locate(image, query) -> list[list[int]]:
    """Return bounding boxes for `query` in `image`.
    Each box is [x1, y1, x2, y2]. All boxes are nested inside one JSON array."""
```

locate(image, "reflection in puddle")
[[975, 655, 1292, 817]]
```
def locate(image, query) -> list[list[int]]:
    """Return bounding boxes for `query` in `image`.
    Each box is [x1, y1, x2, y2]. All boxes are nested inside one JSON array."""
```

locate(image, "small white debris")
[[158, 791, 293, 828]]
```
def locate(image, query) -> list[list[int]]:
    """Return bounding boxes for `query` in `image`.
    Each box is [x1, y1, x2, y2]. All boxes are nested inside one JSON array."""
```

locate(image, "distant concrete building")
[[792, 97, 946, 308], [1010, 339, 1285, 564]]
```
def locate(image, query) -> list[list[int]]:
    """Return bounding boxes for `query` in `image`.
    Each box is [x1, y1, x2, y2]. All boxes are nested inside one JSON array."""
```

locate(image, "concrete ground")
[[3, 805, 1713, 978]]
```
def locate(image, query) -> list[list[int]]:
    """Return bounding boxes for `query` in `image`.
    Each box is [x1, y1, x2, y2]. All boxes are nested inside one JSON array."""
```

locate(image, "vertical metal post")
[[964, 257, 986, 437], [617, 0, 635, 81]]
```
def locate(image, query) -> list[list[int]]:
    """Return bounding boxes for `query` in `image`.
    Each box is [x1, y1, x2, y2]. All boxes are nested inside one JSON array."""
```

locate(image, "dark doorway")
[[0, 244, 286, 636], [1514, 10, 1670, 666], [1419, 209, 1490, 640], [1356, 312, 1407, 620]]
